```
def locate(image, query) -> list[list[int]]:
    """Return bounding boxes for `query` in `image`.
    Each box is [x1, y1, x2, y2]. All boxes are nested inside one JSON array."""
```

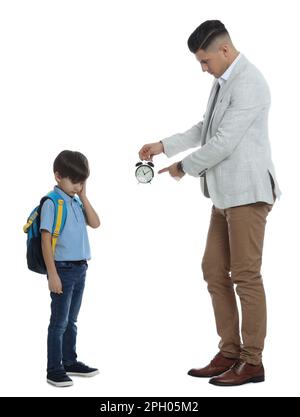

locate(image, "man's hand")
[[138, 141, 164, 161], [158, 161, 185, 180], [48, 272, 63, 294]]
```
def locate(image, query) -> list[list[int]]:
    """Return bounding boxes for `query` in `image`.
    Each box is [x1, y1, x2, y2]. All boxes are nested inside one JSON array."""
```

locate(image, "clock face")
[[135, 164, 154, 183]]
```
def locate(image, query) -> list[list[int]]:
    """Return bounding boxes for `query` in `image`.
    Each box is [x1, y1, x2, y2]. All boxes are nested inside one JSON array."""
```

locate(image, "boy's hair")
[[188, 20, 229, 53], [53, 150, 90, 183]]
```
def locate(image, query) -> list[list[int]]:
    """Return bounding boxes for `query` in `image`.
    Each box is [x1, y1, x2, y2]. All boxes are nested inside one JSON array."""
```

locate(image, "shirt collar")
[[54, 185, 78, 203], [218, 53, 241, 86]]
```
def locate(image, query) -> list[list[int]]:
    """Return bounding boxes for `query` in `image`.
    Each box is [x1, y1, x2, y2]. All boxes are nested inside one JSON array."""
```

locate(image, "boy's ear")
[[54, 171, 62, 183]]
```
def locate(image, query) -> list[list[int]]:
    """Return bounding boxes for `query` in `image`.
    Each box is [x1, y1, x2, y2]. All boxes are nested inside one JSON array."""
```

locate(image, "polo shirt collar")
[[54, 186, 78, 203]]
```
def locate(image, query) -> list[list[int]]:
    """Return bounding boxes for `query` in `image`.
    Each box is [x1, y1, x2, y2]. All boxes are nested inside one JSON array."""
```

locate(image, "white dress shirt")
[[218, 53, 241, 87]]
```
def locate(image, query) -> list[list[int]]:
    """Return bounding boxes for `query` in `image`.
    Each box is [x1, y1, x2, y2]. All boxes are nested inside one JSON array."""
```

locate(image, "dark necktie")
[[208, 82, 220, 125]]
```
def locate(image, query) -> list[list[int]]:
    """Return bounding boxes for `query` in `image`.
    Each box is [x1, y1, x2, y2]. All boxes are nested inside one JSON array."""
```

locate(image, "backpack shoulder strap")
[[23, 206, 39, 233], [43, 191, 67, 253]]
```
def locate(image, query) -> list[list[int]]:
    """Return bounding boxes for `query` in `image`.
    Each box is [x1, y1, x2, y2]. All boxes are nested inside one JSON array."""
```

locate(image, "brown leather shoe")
[[187, 352, 238, 378], [209, 360, 265, 386]]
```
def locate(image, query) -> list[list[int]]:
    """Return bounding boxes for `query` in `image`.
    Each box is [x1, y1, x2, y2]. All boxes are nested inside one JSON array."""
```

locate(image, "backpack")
[[23, 191, 67, 274]]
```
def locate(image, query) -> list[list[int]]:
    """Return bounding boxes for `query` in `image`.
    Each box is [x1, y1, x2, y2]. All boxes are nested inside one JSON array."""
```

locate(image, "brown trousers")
[[202, 201, 273, 365]]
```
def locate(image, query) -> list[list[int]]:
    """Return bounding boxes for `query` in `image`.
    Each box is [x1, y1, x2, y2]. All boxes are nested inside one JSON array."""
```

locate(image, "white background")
[[0, 0, 299, 397]]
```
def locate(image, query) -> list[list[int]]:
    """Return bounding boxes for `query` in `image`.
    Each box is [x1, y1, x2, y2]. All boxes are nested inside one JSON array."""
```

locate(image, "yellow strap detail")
[[23, 211, 39, 233], [51, 199, 64, 253], [52, 236, 58, 254]]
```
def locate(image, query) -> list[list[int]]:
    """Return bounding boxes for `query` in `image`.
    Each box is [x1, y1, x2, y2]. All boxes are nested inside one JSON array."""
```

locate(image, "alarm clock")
[[135, 161, 154, 184]]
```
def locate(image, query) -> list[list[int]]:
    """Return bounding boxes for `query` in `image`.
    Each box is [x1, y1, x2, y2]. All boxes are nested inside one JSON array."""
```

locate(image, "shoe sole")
[[66, 370, 99, 377], [47, 379, 74, 387], [188, 370, 229, 378], [209, 375, 265, 386]]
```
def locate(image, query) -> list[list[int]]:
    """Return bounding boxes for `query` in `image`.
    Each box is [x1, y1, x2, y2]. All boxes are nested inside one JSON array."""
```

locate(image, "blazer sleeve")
[[181, 80, 271, 177], [161, 120, 204, 158]]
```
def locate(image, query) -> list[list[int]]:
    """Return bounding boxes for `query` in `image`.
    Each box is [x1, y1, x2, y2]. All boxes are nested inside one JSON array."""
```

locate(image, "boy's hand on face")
[[48, 273, 63, 294], [77, 181, 87, 200]]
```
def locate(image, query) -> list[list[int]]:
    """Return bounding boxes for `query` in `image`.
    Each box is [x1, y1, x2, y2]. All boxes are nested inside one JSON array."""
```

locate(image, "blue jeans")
[[47, 261, 87, 372]]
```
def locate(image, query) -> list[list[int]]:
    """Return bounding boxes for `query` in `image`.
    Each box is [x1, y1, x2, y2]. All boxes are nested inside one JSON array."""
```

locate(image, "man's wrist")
[[177, 160, 185, 174], [159, 140, 165, 154]]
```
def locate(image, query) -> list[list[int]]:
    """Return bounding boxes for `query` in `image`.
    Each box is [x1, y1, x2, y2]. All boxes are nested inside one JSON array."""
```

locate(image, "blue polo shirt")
[[40, 186, 91, 261]]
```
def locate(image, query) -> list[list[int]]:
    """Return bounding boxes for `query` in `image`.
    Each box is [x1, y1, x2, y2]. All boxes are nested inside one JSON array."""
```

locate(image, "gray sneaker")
[[47, 369, 74, 387]]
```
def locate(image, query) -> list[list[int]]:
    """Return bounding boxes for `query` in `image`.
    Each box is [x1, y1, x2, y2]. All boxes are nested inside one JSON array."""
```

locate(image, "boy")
[[40, 150, 100, 387]]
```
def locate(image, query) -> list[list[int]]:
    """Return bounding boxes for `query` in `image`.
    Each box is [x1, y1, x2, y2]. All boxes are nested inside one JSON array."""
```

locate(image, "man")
[[138, 20, 281, 387]]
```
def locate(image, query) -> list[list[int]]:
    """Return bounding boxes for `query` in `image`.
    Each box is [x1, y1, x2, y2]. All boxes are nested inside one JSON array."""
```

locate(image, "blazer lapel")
[[202, 80, 220, 141], [216, 55, 247, 104], [203, 55, 248, 141]]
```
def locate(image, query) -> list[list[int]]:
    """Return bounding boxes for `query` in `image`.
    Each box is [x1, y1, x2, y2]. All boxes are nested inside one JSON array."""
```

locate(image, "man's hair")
[[188, 20, 229, 53], [53, 150, 90, 182]]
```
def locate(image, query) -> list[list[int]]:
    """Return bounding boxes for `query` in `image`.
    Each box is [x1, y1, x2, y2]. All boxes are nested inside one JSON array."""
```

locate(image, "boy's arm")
[[78, 183, 101, 229], [41, 230, 63, 294]]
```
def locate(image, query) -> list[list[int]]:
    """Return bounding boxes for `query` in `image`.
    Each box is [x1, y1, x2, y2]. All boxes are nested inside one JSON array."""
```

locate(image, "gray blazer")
[[162, 54, 281, 209]]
